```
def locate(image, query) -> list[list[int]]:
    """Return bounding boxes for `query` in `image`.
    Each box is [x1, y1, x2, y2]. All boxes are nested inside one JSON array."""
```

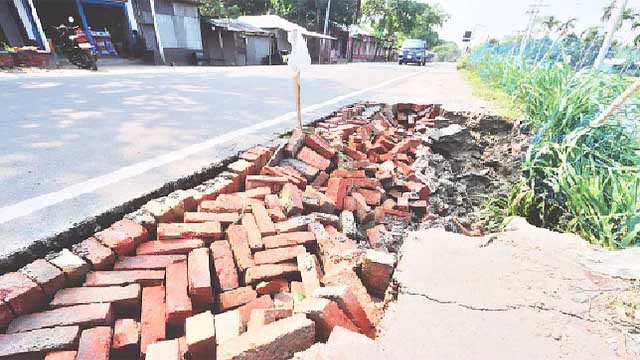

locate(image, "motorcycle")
[[51, 17, 97, 70]]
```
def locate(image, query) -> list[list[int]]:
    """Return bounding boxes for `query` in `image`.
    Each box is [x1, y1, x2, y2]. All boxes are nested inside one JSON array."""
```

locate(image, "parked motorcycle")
[[51, 17, 97, 70]]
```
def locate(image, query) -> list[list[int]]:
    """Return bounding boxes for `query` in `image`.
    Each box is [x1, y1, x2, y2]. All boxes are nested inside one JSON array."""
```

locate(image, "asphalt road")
[[0, 62, 492, 262]]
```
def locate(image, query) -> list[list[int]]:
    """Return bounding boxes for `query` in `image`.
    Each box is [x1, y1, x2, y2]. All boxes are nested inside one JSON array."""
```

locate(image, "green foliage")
[[0, 43, 13, 52], [270, 0, 360, 32], [466, 51, 640, 248], [362, 0, 448, 46], [432, 41, 460, 62]]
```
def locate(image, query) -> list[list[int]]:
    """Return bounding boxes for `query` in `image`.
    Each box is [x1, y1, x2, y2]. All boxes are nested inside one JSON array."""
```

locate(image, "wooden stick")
[[566, 79, 640, 146], [293, 70, 302, 129]]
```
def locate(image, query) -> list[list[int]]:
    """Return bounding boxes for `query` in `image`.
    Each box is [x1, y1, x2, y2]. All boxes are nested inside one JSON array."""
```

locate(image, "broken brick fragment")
[[280, 182, 304, 216], [304, 134, 337, 159], [297, 146, 331, 171], [210, 241, 240, 291], [94, 219, 148, 256], [285, 129, 305, 157], [185, 310, 216, 359], [0, 271, 46, 317], [112, 318, 139, 353], [325, 177, 347, 210], [227, 224, 255, 272], [19, 259, 66, 296], [313, 286, 376, 338], [238, 295, 275, 324], [256, 278, 290, 295], [294, 297, 359, 342], [76, 326, 112, 360], [71, 237, 115, 271], [297, 252, 321, 297], [360, 250, 396, 298]]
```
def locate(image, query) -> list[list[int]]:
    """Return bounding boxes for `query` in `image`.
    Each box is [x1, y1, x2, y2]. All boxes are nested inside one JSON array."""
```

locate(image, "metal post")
[[149, 0, 165, 64], [594, 0, 628, 69], [75, 0, 95, 46]]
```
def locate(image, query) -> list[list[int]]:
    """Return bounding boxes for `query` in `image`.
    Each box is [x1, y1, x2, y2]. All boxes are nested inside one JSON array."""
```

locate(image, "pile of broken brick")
[[0, 102, 439, 360]]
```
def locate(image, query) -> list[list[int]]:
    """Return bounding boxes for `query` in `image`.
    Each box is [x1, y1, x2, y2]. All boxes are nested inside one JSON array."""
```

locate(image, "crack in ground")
[[400, 287, 593, 321]]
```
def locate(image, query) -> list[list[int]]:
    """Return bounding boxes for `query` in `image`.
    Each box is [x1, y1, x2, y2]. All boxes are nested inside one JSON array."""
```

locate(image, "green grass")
[[464, 51, 640, 248], [461, 69, 522, 120]]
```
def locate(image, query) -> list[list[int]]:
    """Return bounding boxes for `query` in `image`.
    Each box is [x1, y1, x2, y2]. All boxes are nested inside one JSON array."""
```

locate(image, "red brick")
[[238, 295, 274, 324], [94, 219, 148, 255], [397, 194, 409, 212], [227, 224, 255, 272], [304, 134, 337, 159], [185, 310, 216, 359], [188, 248, 214, 306], [311, 171, 330, 187], [19, 259, 66, 296], [239, 151, 261, 167], [76, 326, 112, 360], [280, 158, 319, 180], [252, 203, 276, 236], [263, 231, 316, 249], [0, 272, 45, 316], [84, 270, 165, 287], [233, 186, 272, 200], [280, 183, 304, 216], [297, 146, 331, 171], [343, 196, 356, 211], [270, 207, 287, 222], [44, 351, 78, 360], [346, 177, 380, 189], [0, 326, 81, 358], [166, 261, 192, 327], [114, 255, 186, 270], [50, 284, 140, 311], [7, 303, 114, 334], [217, 315, 314, 360], [210, 241, 240, 291], [361, 250, 396, 298], [366, 224, 386, 248], [46, 249, 90, 285], [382, 198, 396, 209], [325, 177, 347, 210], [0, 301, 13, 329], [244, 263, 299, 285], [112, 318, 139, 352], [157, 222, 223, 242], [254, 245, 306, 265], [323, 268, 380, 325], [275, 216, 316, 233], [262, 166, 307, 189], [136, 239, 204, 255], [71, 237, 115, 271], [274, 292, 294, 310], [242, 213, 263, 251], [313, 286, 375, 338], [256, 278, 290, 295], [374, 207, 411, 223], [218, 286, 257, 311], [357, 189, 380, 206], [146, 339, 179, 360], [228, 159, 255, 183], [140, 286, 166, 357], [199, 194, 254, 213], [285, 129, 305, 157], [332, 169, 365, 178], [407, 180, 432, 200], [294, 298, 359, 342], [297, 253, 321, 297], [219, 171, 241, 193], [245, 175, 289, 192], [247, 308, 292, 331], [184, 212, 240, 224], [340, 144, 366, 161]]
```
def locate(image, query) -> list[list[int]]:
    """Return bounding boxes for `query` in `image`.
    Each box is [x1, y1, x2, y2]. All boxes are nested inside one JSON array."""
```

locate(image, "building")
[[1, 0, 203, 66], [201, 18, 273, 66], [238, 15, 335, 64]]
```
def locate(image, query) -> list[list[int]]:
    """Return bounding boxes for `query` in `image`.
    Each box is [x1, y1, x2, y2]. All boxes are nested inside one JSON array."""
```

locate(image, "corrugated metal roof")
[[205, 18, 270, 34], [238, 15, 336, 40]]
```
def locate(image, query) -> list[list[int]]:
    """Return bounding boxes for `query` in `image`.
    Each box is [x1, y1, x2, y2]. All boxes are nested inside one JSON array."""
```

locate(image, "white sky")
[[431, 0, 640, 46]]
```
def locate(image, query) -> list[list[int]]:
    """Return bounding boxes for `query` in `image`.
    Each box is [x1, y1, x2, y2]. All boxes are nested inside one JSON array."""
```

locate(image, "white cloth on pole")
[[287, 27, 311, 74]]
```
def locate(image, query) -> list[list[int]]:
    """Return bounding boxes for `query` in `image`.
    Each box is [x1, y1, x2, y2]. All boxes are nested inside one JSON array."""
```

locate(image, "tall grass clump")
[[468, 46, 640, 248]]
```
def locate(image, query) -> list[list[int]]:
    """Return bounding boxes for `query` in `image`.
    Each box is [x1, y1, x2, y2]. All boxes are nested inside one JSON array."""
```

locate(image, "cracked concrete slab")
[[378, 218, 640, 359]]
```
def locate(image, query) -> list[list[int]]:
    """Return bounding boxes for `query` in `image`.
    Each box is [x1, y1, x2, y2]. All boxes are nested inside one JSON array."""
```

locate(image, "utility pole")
[[321, 0, 331, 64], [519, 0, 547, 57], [594, 0, 628, 69]]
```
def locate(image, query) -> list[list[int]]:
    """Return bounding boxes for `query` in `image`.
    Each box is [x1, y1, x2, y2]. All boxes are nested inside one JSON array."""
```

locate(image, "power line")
[[519, 0, 548, 56]]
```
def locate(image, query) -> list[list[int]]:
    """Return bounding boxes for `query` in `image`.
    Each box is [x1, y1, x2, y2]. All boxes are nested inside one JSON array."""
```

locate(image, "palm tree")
[[544, 17, 577, 61], [534, 16, 560, 60]]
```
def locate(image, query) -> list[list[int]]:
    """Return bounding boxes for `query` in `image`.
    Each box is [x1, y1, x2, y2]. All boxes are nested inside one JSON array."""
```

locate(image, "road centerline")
[[0, 69, 425, 224]]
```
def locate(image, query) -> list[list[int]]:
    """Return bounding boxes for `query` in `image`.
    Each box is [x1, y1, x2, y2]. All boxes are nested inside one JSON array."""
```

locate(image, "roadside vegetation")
[[461, 5, 640, 248]]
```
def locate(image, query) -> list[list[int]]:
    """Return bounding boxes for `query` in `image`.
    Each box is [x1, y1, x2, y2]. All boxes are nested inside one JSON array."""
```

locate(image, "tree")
[[541, 16, 560, 36], [362, 0, 447, 46]]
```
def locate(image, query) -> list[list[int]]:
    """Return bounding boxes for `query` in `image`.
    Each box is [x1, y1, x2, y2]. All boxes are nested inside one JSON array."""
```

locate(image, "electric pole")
[[594, 0, 628, 69], [323, 0, 332, 35], [519, 0, 547, 57]]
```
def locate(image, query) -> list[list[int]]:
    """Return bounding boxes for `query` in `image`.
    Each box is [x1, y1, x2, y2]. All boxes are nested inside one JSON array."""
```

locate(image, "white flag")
[[287, 28, 311, 74]]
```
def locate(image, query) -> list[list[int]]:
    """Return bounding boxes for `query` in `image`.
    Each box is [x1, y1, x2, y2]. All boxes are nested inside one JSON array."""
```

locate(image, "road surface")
[[0, 62, 492, 264]]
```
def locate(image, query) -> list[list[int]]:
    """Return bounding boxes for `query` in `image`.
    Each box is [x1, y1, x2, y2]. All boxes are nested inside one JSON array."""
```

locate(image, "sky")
[[432, 0, 640, 46]]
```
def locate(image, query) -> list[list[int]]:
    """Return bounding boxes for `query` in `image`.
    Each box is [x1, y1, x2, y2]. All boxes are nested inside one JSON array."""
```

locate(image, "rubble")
[[0, 102, 520, 359]]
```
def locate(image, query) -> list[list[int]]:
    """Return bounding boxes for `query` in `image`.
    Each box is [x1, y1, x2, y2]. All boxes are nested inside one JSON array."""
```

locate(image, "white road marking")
[[0, 69, 424, 224]]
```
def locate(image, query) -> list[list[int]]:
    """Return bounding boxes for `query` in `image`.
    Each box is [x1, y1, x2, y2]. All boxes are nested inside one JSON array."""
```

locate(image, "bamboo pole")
[[293, 70, 302, 129], [566, 78, 640, 146]]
